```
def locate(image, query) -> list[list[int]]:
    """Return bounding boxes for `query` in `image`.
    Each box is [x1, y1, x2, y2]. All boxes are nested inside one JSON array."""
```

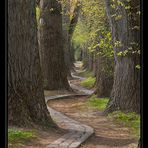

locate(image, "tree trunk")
[[104, 0, 140, 114], [39, 0, 70, 90], [82, 47, 90, 70], [63, 0, 81, 76], [88, 53, 94, 71], [8, 0, 54, 127], [95, 56, 114, 98], [137, 138, 140, 148], [62, 0, 71, 77]]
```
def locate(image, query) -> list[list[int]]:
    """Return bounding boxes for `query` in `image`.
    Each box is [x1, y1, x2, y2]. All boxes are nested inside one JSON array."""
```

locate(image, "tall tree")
[[8, 0, 54, 127], [104, 0, 140, 113], [62, 0, 71, 77], [39, 0, 70, 90], [94, 29, 114, 98], [62, 0, 81, 77], [72, 0, 114, 97], [95, 56, 114, 97]]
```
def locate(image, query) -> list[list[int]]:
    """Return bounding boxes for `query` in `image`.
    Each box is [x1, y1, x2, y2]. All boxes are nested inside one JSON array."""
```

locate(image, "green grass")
[[88, 95, 109, 110], [108, 111, 140, 138], [81, 77, 96, 88], [8, 128, 37, 143], [78, 70, 94, 78], [87, 95, 140, 138]]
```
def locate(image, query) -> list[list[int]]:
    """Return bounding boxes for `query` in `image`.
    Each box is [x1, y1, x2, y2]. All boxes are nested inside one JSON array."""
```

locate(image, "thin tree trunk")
[[8, 0, 54, 127]]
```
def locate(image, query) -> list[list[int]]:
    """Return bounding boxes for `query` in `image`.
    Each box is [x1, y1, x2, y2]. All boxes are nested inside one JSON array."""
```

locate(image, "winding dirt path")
[[47, 61, 138, 148], [48, 96, 138, 148]]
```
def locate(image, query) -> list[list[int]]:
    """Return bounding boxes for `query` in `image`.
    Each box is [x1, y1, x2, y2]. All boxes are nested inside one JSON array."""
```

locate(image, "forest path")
[[45, 62, 94, 148], [46, 61, 138, 148]]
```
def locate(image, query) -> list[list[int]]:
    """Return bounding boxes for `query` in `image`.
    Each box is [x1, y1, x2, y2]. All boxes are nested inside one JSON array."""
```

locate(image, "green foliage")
[[88, 95, 109, 110], [72, 0, 108, 59], [72, 0, 115, 65], [97, 30, 114, 58], [108, 111, 140, 138], [117, 50, 128, 57], [72, 19, 90, 46], [117, 48, 140, 57], [8, 128, 37, 143], [36, 6, 40, 22], [81, 77, 96, 88], [135, 65, 140, 70]]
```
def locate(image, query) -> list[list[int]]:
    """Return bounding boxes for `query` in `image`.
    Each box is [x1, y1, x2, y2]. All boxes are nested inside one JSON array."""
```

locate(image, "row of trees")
[[72, 0, 140, 114], [8, 0, 80, 127], [8, 0, 140, 129], [8, 0, 54, 127]]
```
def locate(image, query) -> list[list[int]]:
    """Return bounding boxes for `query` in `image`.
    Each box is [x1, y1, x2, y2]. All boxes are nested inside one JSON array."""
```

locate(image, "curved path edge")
[[45, 92, 94, 147], [45, 72, 94, 148]]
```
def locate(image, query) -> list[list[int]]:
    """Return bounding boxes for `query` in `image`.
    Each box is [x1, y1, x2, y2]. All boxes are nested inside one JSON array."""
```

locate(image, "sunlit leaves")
[[97, 31, 114, 58], [135, 65, 140, 70], [117, 50, 128, 57], [114, 40, 122, 48], [36, 6, 40, 22]]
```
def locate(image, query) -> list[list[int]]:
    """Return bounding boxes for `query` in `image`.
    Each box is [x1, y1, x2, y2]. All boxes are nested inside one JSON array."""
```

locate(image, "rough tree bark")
[[104, 0, 140, 114], [8, 0, 54, 127], [94, 56, 114, 98], [69, 1, 81, 41], [39, 0, 70, 90], [62, 0, 72, 77], [88, 53, 94, 71], [63, 0, 81, 76]]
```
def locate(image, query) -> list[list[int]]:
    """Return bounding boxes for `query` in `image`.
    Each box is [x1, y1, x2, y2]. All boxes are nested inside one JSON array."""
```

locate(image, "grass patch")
[[88, 95, 109, 110], [8, 128, 37, 147], [81, 77, 96, 88], [108, 111, 140, 138], [87, 95, 140, 138], [79, 70, 94, 78]]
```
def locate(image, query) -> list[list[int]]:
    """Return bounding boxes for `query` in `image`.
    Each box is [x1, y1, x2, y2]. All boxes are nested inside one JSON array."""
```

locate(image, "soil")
[[8, 127, 67, 148], [48, 97, 138, 148], [9, 61, 139, 148]]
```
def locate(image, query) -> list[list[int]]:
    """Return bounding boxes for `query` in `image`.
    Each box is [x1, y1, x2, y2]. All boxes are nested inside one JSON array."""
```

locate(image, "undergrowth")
[[78, 70, 94, 78], [88, 95, 140, 138], [108, 111, 140, 138], [81, 77, 96, 88], [8, 128, 37, 148], [88, 94, 109, 110]]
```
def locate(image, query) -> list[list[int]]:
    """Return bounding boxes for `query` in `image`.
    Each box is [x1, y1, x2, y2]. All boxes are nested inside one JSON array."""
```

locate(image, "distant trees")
[[38, 0, 70, 90], [72, 0, 114, 97], [104, 0, 140, 113], [72, 0, 140, 114], [8, 0, 54, 127]]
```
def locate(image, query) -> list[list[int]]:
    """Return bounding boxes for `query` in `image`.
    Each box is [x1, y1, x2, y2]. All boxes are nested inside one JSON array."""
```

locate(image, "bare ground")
[[9, 61, 139, 148], [8, 126, 67, 148], [48, 96, 138, 148]]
